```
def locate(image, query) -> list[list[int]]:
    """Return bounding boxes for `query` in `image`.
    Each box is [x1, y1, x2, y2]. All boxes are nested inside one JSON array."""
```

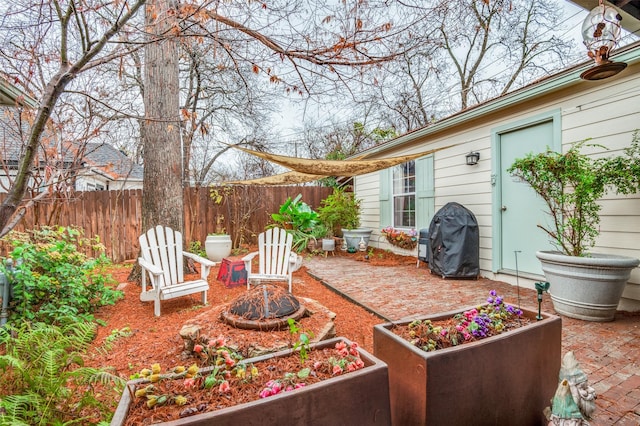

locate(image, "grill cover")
[[428, 202, 479, 278]]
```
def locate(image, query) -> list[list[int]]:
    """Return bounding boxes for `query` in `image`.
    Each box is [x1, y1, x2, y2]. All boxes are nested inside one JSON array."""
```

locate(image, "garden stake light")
[[535, 282, 550, 321]]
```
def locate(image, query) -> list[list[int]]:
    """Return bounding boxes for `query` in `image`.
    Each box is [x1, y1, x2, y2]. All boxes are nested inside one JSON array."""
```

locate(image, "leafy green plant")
[[0, 226, 123, 325], [317, 187, 362, 237], [0, 320, 125, 425], [102, 326, 133, 352], [271, 195, 326, 253], [287, 318, 314, 364], [508, 134, 640, 256], [271, 194, 319, 232], [188, 240, 207, 257]]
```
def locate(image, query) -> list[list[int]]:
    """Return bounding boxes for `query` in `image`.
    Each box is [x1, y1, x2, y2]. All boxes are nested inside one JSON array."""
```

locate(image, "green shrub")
[[0, 320, 125, 425], [317, 187, 361, 237], [0, 226, 123, 325]]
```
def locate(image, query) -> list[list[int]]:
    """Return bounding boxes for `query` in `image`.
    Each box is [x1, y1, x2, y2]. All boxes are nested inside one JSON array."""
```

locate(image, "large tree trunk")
[[129, 0, 187, 282], [142, 0, 183, 234]]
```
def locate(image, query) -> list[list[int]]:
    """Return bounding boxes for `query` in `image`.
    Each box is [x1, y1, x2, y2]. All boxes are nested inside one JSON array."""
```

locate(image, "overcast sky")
[[269, 0, 634, 139]]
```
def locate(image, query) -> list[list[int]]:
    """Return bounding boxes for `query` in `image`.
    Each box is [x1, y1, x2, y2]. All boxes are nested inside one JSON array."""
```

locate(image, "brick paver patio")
[[305, 256, 640, 425]]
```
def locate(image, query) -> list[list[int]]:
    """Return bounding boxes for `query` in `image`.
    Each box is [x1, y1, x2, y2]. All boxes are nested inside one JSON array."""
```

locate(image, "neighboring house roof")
[[83, 143, 143, 181], [0, 110, 142, 184], [357, 40, 640, 158], [0, 74, 37, 108]]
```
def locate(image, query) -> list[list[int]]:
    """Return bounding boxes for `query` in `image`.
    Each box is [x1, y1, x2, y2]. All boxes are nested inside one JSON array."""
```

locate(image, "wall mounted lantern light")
[[465, 151, 480, 166], [580, 0, 627, 80]]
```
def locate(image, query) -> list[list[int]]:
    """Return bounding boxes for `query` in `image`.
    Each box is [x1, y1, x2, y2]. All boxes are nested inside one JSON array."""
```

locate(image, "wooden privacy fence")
[[0, 186, 333, 263]]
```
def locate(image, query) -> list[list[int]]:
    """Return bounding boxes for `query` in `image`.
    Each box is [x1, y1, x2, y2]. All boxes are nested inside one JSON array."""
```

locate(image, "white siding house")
[[354, 42, 640, 311]]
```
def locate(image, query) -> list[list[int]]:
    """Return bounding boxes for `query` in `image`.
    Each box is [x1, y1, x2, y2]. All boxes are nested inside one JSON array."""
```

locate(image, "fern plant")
[[0, 320, 125, 425]]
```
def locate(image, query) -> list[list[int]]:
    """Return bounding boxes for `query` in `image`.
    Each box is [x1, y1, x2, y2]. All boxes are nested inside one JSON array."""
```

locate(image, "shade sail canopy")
[[225, 145, 448, 185], [225, 171, 326, 185]]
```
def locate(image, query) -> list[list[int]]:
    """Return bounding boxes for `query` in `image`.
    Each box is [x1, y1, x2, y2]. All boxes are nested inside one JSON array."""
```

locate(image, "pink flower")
[[349, 343, 359, 356], [193, 344, 203, 354], [225, 357, 236, 367], [219, 380, 230, 393], [355, 358, 365, 369], [440, 329, 448, 336], [332, 365, 343, 375], [294, 383, 306, 389], [347, 362, 358, 372], [184, 378, 196, 389], [215, 336, 226, 347], [259, 388, 272, 398], [338, 348, 349, 357], [313, 361, 323, 370], [286, 385, 294, 392], [223, 371, 231, 379], [335, 341, 347, 351]]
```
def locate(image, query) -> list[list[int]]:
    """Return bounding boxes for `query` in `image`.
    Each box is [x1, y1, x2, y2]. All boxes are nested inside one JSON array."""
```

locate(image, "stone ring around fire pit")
[[220, 284, 307, 331]]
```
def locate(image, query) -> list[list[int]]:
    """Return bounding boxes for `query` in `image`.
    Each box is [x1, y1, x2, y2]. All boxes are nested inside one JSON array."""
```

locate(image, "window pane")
[[392, 160, 416, 229], [393, 196, 415, 227]]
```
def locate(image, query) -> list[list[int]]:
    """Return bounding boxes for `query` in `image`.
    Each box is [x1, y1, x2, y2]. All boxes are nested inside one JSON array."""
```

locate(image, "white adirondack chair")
[[242, 227, 302, 293], [138, 225, 216, 316]]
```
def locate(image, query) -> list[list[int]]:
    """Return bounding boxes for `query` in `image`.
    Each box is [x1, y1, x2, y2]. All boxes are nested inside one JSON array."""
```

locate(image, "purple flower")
[[489, 290, 497, 297]]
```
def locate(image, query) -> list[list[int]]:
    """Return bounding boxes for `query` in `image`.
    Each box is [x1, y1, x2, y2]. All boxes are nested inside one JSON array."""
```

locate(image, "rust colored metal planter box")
[[111, 337, 391, 426], [373, 308, 562, 426]]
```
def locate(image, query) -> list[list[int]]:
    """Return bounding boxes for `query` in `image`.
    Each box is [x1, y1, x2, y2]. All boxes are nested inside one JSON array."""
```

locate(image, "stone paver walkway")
[[305, 256, 640, 425]]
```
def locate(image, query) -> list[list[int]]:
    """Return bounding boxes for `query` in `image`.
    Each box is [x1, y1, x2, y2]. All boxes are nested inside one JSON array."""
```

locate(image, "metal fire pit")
[[220, 284, 306, 331]]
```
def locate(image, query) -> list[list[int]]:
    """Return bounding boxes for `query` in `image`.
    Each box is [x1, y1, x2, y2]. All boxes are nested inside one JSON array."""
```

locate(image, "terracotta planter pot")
[[111, 337, 391, 426], [373, 308, 562, 426]]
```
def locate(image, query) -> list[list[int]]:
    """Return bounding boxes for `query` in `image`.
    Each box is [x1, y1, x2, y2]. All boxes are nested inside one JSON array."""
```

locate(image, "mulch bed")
[[85, 247, 412, 377]]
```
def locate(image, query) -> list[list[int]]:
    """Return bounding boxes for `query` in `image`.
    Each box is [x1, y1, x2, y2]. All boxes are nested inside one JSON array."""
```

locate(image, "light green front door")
[[495, 113, 561, 275]]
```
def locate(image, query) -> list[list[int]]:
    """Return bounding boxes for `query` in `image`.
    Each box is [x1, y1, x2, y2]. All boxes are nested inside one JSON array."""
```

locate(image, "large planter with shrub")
[[537, 251, 639, 321], [111, 337, 391, 426], [373, 307, 561, 426], [508, 134, 640, 322], [204, 234, 232, 262]]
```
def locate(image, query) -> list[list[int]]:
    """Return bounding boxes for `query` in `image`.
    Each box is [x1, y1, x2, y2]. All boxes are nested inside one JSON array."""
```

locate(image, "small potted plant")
[[317, 187, 371, 250], [508, 133, 640, 321]]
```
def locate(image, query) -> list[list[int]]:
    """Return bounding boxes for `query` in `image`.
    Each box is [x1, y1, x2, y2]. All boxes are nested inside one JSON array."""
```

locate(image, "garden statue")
[[547, 351, 596, 425]]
